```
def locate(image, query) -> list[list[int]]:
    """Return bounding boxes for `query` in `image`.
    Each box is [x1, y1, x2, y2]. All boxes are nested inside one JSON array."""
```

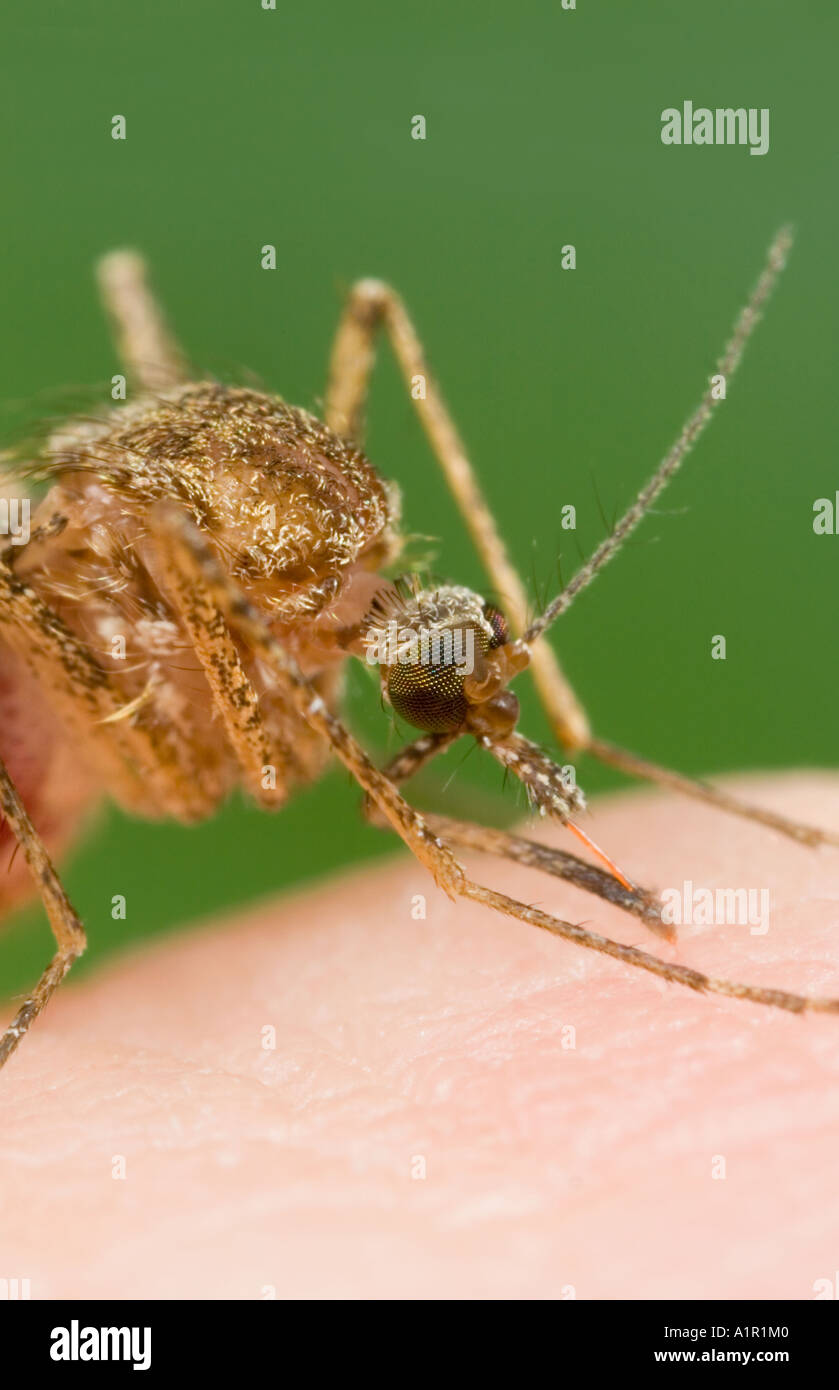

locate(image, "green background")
[[1, 0, 836, 993]]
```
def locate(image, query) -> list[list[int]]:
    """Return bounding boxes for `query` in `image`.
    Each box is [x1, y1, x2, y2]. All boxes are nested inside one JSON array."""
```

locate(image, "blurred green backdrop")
[[1, 0, 837, 993]]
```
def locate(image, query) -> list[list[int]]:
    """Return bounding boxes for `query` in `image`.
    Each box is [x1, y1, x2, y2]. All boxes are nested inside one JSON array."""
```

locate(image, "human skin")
[[1, 772, 838, 1301]]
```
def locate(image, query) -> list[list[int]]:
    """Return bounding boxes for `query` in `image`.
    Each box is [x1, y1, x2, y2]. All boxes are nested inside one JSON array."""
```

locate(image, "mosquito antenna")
[[523, 225, 794, 646]]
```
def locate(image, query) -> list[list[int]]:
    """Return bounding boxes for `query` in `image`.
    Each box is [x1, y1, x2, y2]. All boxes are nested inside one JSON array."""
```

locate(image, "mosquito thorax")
[[43, 383, 401, 629]]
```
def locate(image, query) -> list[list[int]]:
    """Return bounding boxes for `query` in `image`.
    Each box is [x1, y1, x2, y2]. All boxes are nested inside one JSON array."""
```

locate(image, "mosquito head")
[[354, 579, 618, 867], [361, 580, 530, 736], [359, 580, 640, 884]]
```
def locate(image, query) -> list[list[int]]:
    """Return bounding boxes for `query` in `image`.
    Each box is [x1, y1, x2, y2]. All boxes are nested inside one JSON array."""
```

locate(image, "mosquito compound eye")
[[483, 604, 509, 649], [387, 658, 469, 732], [386, 621, 491, 732]]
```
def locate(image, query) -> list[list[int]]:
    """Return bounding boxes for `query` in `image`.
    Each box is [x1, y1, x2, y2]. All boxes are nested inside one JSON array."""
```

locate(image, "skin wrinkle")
[[1, 773, 838, 1298]]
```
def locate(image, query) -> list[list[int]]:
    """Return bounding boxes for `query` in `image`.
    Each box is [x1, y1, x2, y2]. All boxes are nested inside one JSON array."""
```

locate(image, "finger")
[[2, 772, 838, 1299]]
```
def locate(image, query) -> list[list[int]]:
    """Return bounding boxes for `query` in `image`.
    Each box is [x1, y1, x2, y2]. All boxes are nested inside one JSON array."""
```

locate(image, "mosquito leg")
[[0, 756, 87, 1070], [358, 730, 457, 832], [326, 248, 839, 854], [152, 534, 307, 808], [324, 278, 591, 749], [97, 250, 190, 393], [325, 235, 794, 764], [0, 555, 217, 819], [157, 509, 839, 1016], [462, 879, 839, 1018], [584, 736, 839, 851], [361, 732, 669, 939], [370, 731, 458, 797], [153, 509, 466, 895], [426, 815, 668, 939]]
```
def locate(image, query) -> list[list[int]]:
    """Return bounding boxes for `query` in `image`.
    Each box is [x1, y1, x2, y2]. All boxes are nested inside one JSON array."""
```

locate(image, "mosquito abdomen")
[[0, 644, 98, 917]]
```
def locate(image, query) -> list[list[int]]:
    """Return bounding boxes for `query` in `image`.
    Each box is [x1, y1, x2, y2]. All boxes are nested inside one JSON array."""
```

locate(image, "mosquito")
[[0, 226, 837, 1073]]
